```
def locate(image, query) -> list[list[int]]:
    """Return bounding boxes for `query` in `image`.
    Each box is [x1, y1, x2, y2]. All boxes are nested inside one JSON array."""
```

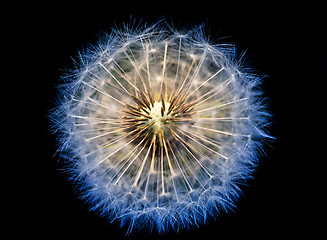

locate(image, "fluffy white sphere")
[[51, 22, 272, 233]]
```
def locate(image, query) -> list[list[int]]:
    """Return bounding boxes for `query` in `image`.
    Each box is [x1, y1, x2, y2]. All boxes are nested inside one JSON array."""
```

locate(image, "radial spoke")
[[186, 67, 225, 100], [176, 127, 229, 172], [197, 98, 248, 113], [88, 67, 129, 97], [197, 117, 249, 121], [167, 140, 193, 191], [173, 37, 182, 88], [183, 127, 223, 149], [162, 136, 179, 202], [184, 50, 207, 95], [193, 77, 233, 107], [81, 80, 126, 107], [190, 125, 239, 137], [160, 42, 168, 99], [176, 126, 228, 159], [70, 115, 120, 122], [98, 62, 132, 96], [145, 44, 152, 88], [124, 47, 148, 93], [113, 134, 150, 185], [84, 128, 125, 142], [85, 122, 151, 158], [71, 97, 122, 115], [168, 126, 213, 177], [134, 127, 157, 189], [74, 127, 122, 133], [176, 58, 196, 96], [158, 129, 165, 194], [111, 58, 142, 94], [171, 140, 207, 190]]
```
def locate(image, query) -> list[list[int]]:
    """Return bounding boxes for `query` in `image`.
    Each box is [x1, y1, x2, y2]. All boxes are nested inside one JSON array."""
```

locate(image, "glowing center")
[[148, 101, 171, 129]]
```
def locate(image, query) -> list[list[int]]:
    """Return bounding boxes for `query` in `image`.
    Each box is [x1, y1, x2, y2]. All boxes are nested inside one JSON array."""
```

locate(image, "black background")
[[17, 2, 325, 239]]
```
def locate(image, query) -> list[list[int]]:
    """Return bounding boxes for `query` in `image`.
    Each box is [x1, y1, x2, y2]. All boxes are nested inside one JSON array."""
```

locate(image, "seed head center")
[[148, 101, 171, 129]]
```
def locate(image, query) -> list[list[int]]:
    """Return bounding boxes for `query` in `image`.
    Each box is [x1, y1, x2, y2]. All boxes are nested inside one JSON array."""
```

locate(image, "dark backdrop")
[[21, 2, 324, 239]]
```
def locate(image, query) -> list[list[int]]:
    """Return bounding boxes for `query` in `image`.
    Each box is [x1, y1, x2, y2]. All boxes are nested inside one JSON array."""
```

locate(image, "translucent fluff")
[[51, 22, 272, 233]]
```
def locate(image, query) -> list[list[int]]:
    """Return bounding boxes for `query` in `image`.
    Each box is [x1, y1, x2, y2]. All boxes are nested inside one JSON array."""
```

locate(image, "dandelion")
[[51, 21, 272, 233]]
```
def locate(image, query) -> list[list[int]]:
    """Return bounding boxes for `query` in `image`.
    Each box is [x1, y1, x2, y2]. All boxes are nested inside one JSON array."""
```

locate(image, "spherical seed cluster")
[[51, 23, 272, 233]]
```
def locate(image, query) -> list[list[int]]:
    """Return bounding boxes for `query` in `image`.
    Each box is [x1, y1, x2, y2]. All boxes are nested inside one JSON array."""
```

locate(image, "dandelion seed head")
[[51, 21, 273, 234]]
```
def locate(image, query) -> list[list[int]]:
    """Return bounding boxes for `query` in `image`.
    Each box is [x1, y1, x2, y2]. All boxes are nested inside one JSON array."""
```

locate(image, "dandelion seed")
[[50, 21, 273, 233]]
